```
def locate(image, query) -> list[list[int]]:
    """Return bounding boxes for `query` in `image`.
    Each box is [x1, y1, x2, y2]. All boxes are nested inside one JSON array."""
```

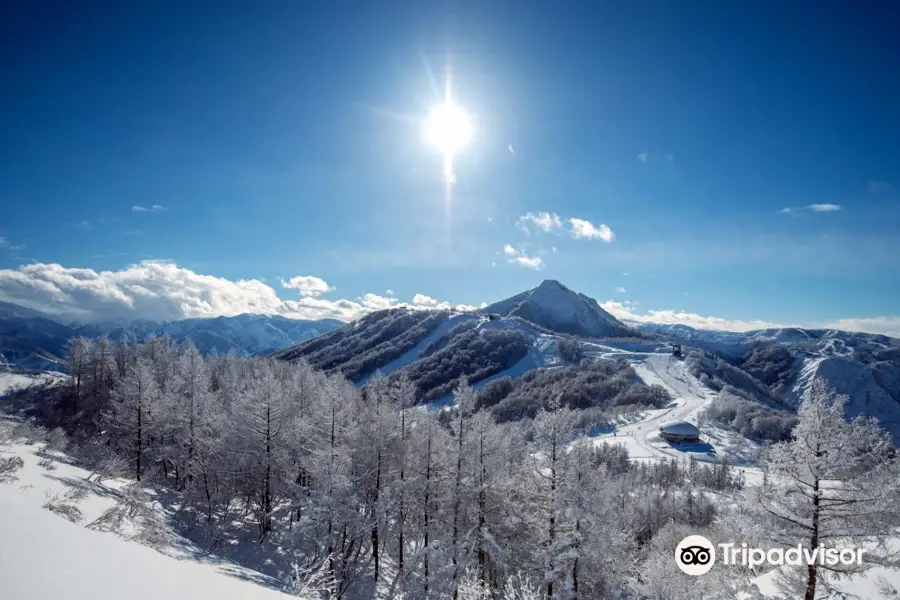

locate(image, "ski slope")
[[584, 351, 765, 482]]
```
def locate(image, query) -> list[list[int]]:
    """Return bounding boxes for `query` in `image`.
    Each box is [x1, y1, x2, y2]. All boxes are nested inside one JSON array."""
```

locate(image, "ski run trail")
[[582, 347, 765, 484]]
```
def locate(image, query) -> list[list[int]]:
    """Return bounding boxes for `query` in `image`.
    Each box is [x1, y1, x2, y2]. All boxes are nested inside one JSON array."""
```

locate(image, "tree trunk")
[[805, 475, 821, 600], [399, 408, 406, 575], [424, 427, 432, 598], [263, 402, 272, 538], [451, 409, 465, 600], [547, 431, 557, 599]]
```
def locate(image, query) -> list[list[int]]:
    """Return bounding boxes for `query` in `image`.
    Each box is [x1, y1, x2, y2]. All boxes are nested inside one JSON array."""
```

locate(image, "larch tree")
[[527, 396, 579, 599], [749, 377, 900, 600], [104, 355, 160, 482]]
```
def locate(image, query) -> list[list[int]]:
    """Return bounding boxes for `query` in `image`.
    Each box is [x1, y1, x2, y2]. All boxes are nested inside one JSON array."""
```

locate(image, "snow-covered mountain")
[[0, 302, 73, 370], [74, 314, 342, 357], [484, 279, 633, 338], [635, 322, 900, 440], [0, 301, 341, 371]]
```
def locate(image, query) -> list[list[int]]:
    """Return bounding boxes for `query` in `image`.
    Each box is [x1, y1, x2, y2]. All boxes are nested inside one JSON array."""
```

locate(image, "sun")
[[424, 102, 472, 155]]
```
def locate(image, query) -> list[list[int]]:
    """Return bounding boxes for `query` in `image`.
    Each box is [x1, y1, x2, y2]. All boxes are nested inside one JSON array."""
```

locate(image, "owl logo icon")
[[675, 535, 716, 575]]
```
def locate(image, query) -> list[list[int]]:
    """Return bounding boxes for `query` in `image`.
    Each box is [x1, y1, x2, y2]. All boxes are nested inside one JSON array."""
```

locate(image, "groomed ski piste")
[[576, 347, 766, 485]]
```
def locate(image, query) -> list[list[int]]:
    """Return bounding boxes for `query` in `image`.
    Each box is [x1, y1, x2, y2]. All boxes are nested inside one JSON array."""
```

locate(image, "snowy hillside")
[[635, 322, 900, 441], [485, 279, 633, 338], [0, 427, 300, 600], [277, 307, 564, 400]]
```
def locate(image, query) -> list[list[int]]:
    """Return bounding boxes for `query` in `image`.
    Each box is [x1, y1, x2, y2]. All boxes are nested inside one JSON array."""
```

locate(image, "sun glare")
[[425, 102, 472, 155]]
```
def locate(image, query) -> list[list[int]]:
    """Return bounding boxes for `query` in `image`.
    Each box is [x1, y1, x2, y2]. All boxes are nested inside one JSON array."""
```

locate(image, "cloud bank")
[[0, 261, 472, 323], [599, 300, 900, 337]]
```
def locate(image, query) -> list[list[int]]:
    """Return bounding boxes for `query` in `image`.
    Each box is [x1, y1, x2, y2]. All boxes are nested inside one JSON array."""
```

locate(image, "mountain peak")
[[485, 280, 632, 338], [537, 279, 566, 289]]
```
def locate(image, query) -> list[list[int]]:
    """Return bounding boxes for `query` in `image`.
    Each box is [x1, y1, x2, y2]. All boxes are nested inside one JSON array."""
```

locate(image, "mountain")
[[484, 279, 633, 338], [0, 302, 72, 370], [635, 322, 900, 439], [276, 281, 651, 408], [74, 314, 342, 357], [0, 301, 341, 371]]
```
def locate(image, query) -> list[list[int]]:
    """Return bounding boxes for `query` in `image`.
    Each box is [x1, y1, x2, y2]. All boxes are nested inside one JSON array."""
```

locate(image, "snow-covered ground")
[[1, 370, 300, 600], [0, 369, 64, 395], [0, 432, 300, 600], [583, 352, 765, 483]]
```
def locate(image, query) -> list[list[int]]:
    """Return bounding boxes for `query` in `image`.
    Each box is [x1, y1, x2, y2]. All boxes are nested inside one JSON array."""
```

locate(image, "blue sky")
[[1, 1, 899, 333]]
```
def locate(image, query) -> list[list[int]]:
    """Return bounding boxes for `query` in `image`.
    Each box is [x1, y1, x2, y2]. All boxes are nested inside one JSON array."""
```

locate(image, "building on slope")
[[658, 421, 701, 443]]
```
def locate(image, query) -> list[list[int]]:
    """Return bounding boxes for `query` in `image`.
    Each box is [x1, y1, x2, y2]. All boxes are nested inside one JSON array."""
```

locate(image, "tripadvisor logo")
[[675, 535, 867, 576], [675, 535, 716, 576]]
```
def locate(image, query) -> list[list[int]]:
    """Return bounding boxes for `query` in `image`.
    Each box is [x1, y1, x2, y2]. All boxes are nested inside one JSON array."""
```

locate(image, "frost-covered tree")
[[104, 355, 160, 481], [449, 379, 477, 599], [65, 337, 93, 416], [228, 360, 300, 538], [749, 377, 900, 600], [526, 396, 579, 598]]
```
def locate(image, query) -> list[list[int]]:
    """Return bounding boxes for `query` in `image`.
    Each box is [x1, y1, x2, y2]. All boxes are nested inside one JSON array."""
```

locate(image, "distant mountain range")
[[0, 301, 341, 371]]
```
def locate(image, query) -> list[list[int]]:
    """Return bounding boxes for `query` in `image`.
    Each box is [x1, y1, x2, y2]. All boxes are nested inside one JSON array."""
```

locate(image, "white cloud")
[[599, 300, 900, 337], [0, 237, 8, 248], [809, 203, 842, 212], [386, 289, 395, 296], [280, 275, 334, 297], [409, 293, 477, 312], [600, 300, 786, 332], [503, 245, 545, 270], [510, 255, 544, 270], [615, 286, 626, 294], [637, 152, 648, 164], [132, 205, 166, 213], [515, 213, 615, 243], [568, 218, 614, 242], [779, 204, 842, 214], [516, 212, 563, 234], [412, 293, 439, 306], [822, 317, 900, 338], [131, 206, 148, 212]]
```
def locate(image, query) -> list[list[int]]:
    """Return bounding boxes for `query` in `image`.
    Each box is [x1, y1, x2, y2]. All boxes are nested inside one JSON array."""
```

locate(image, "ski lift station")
[[658, 421, 701, 443]]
